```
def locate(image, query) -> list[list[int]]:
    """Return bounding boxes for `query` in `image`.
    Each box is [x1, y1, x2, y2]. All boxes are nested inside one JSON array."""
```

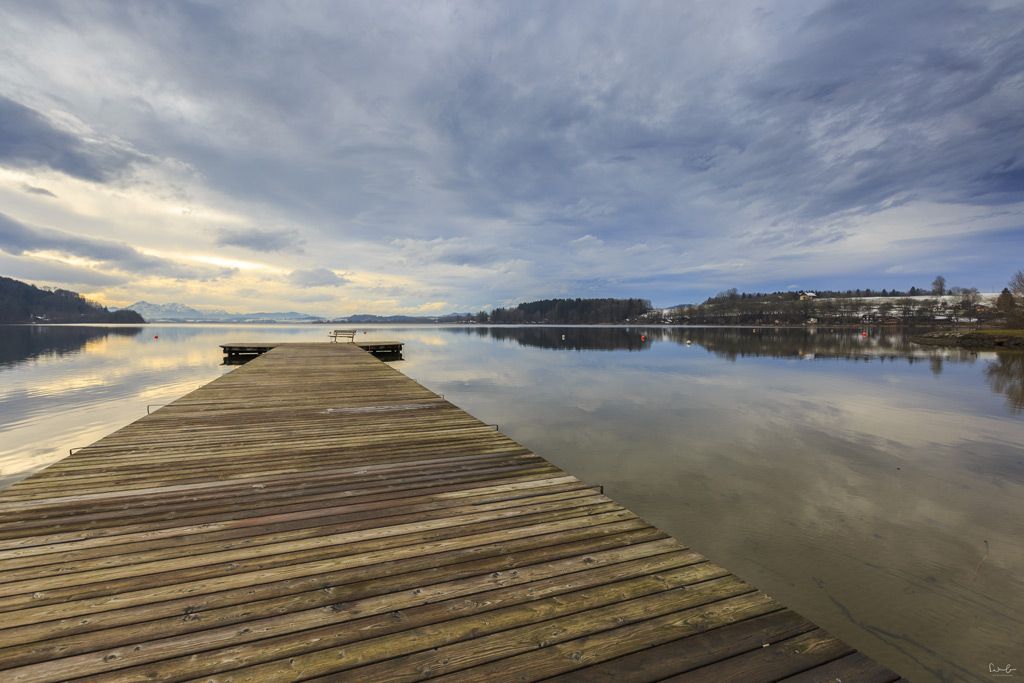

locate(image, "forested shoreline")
[[0, 277, 145, 324], [472, 298, 652, 324]]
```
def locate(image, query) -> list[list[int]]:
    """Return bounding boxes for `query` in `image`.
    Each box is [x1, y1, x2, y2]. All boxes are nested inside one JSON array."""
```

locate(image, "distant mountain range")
[[326, 313, 472, 324], [116, 301, 471, 324], [117, 301, 320, 323]]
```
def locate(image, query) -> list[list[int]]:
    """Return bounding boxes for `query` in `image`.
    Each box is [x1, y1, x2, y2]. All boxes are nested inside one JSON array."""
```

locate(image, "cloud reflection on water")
[[402, 326, 1024, 682]]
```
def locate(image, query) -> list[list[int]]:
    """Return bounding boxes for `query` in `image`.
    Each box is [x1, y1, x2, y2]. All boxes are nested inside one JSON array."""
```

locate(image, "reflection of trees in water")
[[661, 327, 977, 364], [452, 326, 989, 362], [455, 326, 653, 351], [0, 326, 143, 367], [985, 353, 1024, 413], [451, 325, 1024, 411]]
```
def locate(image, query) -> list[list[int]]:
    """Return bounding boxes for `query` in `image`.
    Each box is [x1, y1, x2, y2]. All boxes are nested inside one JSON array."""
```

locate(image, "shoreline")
[[910, 329, 1024, 350]]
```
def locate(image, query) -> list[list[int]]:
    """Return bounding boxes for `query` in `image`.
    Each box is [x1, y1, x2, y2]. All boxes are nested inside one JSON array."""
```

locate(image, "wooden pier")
[[0, 343, 900, 681], [222, 340, 404, 362]]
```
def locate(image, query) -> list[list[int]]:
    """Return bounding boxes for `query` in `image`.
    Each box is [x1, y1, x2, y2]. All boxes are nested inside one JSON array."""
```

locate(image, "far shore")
[[910, 328, 1024, 350]]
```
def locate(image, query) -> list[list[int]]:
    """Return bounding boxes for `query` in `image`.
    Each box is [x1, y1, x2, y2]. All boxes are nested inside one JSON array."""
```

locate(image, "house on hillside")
[[799, 291, 818, 301]]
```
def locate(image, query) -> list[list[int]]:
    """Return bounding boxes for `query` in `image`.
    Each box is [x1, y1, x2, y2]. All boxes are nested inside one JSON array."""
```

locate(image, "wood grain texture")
[[0, 343, 899, 682]]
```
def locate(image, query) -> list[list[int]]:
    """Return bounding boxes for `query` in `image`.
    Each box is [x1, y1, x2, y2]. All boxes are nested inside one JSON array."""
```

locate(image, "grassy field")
[[972, 328, 1024, 337]]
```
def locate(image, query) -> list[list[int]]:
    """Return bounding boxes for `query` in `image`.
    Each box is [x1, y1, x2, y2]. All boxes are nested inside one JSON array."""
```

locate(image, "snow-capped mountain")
[[116, 301, 320, 322]]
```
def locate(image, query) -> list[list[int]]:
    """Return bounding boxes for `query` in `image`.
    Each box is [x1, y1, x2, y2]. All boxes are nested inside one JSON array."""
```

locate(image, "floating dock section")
[[0, 343, 900, 681]]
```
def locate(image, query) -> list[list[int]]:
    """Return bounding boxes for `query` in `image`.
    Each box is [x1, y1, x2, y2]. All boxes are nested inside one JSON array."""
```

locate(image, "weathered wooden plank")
[[10, 546, 702, 682], [428, 591, 784, 683], [0, 521, 658, 652], [657, 629, 854, 682], [0, 461, 560, 535], [0, 527, 667, 665], [0, 485, 599, 572], [0, 502, 629, 611], [0, 509, 641, 627], [544, 609, 816, 682], [311, 580, 764, 683], [778, 651, 902, 682], [0, 490, 611, 581], [0, 477, 585, 558], [210, 569, 750, 683]]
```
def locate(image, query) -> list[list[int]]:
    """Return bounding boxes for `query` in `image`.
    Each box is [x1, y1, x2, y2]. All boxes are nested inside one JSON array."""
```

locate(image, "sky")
[[0, 0, 1022, 315]]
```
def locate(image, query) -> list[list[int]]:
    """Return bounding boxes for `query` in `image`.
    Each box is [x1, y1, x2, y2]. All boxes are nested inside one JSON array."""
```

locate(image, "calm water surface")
[[1, 324, 1022, 681]]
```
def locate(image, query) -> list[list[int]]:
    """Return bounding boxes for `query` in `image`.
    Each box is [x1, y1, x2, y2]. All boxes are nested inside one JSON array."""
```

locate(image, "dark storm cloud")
[[287, 267, 347, 287], [0, 252, 126, 287], [0, 212, 232, 281], [215, 227, 305, 253], [0, 96, 141, 181], [14, 0, 1020, 241], [22, 184, 56, 198], [391, 238, 505, 268], [420, 0, 1024, 239], [742, 0, 1024, 214]]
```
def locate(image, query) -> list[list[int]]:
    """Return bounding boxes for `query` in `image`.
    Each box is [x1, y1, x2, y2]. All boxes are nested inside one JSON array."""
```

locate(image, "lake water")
[[1, 323, 1021, 680]]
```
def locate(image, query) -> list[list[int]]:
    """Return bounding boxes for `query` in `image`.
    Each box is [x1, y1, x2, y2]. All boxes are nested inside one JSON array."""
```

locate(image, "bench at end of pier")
[[329, 329, 356, 342]]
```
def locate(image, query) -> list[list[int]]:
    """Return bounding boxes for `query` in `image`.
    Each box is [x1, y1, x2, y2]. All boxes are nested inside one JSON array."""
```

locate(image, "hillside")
[[673, 290, 1001, 325], [0, 277, 145, 324]]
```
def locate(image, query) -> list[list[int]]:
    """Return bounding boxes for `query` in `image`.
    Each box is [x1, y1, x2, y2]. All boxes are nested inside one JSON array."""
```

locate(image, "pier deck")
[[0, 343, 900, 681], [222, 340, 404, 361]]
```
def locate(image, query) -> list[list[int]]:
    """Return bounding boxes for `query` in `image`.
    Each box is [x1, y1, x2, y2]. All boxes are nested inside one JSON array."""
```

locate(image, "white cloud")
[[287, 267, 347, 288]]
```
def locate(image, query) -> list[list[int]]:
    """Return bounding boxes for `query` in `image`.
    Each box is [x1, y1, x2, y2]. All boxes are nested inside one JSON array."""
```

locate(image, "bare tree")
[[1004, 273, 1024, 327], [1010, 270, 1024, 297], [961, 287, 981, 307], [932, 275, 946, 296], [877, 301, 894, 320], [896, 297, 916, 322], [954, 288, 981, 327]]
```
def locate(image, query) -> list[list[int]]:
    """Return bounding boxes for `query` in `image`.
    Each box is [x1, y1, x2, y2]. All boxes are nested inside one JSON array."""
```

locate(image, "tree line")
[[0, 276, 145, 324], [470, 298, 652, 324]]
